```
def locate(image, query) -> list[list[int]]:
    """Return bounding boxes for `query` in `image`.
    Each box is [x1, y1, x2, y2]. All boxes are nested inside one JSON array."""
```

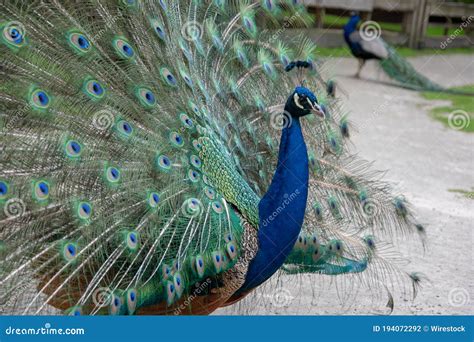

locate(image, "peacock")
[[0, 0, 425, 316], [343, 13, 472, 95]]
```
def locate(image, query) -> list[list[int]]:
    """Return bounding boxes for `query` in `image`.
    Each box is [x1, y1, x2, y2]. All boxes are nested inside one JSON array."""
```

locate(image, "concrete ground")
[[217, 54, 474, 315]]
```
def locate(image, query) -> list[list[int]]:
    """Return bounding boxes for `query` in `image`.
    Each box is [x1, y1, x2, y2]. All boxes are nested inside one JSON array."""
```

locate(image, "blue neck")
[[238, 116, 309, 292], [343, 15, 360, 40]]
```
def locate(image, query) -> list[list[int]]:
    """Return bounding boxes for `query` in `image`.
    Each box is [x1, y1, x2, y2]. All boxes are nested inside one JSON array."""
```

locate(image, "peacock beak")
[[310, 102, 325, 118]]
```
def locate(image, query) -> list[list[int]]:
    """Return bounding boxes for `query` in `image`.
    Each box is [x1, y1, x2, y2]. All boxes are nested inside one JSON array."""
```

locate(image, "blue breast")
[[343, 16, 364, 55], [238, 117, 309, 293]]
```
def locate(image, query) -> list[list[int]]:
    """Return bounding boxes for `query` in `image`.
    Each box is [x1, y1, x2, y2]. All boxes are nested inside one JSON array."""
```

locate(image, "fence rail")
[[302, 0, 474, 48]]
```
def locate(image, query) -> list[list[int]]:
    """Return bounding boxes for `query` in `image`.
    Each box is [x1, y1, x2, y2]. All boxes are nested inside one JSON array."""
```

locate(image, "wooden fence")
[[301, 0, 474, 48]]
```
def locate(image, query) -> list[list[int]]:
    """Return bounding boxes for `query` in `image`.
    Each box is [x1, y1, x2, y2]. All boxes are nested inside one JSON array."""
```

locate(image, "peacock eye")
[[33, 180, 50, 201], [30, 89, 51, 110], [84, 79, 105, 100], [212, 251, 223, 272], [69, 307, 82, 316], [115, 120, 133, 138], [242, 16, 257, 36], [182, 198, 202, 217], [126, 231, 139, 250], [204, 186, 215, 200], [179, 39, 193, 61], [236, 48, 249, 67], [169, 132, 184, 148], [195, 255, 205, 277], [226, 242, 237, 260], [212, 200, 223, 214], [156, 155, 172, 172], [67, 31, 91, 54], [150, 18, 166, 41], [65, 140, 82, 158], [180, 70, 193, 88], [77, 202, 92, 220], [113, 37, 134, 59], [105, 166, 121, 184], [136, 87, 156, 108], [173, 273, 184, 298], [188, 169, 200, 183], [165, 281, 175, 305], [122, 0, 136, 7], [179, 113, 194, 129], [264, 0, 275, 11], [62, 242, 78, 261], [109, 294, 122, 315], [148, 192, 160, 208], [328, 240, 343, 255], [2, 21, 26, 48], [189, 155, 201, 168], [364, 235, 376, 249], [126, 288, 137, 314], [161, 68, 177, 87], [0, 181, 9, 200], [188, 101, 200, 116], [8, 28, 21, 41], [159, 0, 167, 11]]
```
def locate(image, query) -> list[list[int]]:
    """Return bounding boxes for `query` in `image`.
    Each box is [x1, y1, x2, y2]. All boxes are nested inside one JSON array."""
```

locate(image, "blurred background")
[[292, 0, 473, 49]]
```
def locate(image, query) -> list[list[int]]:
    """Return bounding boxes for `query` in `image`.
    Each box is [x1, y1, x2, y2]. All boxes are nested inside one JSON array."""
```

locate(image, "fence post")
[[407, 0, 429, 48]]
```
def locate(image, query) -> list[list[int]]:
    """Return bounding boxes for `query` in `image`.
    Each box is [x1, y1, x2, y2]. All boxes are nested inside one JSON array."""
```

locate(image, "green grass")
[[322, 14, 466, 37], [421, 85, 474, 133], [316, 46, 474, 58], [449, 188, 474, 200], [315, 46, 352, 57]]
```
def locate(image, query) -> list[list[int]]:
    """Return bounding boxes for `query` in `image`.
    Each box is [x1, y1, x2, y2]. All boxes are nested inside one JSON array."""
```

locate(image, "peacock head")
[[285, 86, 324, 118], [346, 11, 361, 30], [348, 11, 361, 26]]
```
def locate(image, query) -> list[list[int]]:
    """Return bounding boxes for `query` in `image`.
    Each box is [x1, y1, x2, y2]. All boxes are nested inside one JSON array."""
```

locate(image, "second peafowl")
[[343, 13, 472, 95], [0, 0, 425, 315]]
